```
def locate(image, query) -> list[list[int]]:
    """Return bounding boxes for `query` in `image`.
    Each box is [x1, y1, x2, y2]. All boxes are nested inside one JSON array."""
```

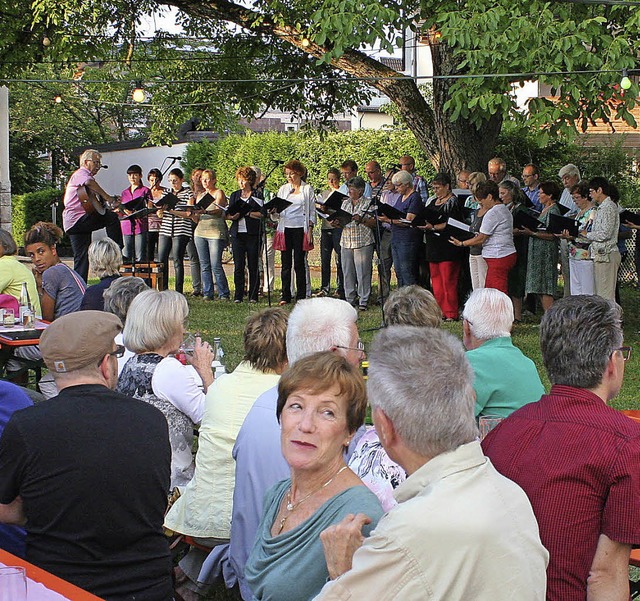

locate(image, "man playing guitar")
[[63, 149, 123, 281]]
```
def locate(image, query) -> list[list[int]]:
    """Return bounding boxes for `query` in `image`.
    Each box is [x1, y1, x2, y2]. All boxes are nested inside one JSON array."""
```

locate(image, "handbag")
[[273, 230, 286, 251], [303, 229, 314, 251]]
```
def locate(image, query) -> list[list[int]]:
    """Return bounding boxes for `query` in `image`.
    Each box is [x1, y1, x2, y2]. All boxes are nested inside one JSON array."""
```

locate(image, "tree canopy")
[[4, 0, 640, 174]]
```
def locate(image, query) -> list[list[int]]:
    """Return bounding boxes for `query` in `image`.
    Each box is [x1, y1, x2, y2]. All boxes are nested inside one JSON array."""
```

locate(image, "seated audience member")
[[483, 295, 640, 601], [102, 276, 149, 374], [0, 228, 41, 317], [349, 285, 443, 511], [0, 381, 31, 557], [315, 326, 548, 600], [245, 352, 383, 601], [0, 312, 173, 600], [165, 308, 289, 597], [80, 238, 122, 311], [118, 289, 214, 489], [462, 288, 544, 418], [382, 284, 442, 328], [8, 222, 86, 397], [202, 297, 364, 601]]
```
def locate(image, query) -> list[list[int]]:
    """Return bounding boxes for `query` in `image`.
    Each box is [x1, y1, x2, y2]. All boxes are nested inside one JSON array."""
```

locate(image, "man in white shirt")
[[315, 326, 548, 601]]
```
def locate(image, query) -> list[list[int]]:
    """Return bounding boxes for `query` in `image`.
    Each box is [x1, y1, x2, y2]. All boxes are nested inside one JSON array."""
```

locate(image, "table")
[[0, 550, 103, 600], [0, 321, 48, 348]]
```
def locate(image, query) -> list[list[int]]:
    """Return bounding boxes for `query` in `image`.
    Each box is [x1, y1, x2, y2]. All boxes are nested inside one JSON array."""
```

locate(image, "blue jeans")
[[123, 232, 148, 263], [194, 236, 230, 299], [158, 234, 190, 293], [392, 237, 420, 288]]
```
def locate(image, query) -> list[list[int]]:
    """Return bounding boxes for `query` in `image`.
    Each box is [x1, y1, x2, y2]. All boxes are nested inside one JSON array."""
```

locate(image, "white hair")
[[80, 149, 101, 165], [286, 298, 358, 364], [462, 288, 513, 340], [123, 289, 188, 354], [88, 238, 122, 278], [558, 163, 581, 179], [391, 170, 412, 186], [368, 326, 477, 457]]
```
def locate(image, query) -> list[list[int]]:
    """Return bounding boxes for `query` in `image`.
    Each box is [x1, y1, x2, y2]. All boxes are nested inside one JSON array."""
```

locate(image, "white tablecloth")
[[0, 561, 71, 601]]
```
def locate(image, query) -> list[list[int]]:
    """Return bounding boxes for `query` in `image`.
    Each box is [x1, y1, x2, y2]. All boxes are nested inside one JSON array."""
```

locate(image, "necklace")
[[277, 465, 349, 534]]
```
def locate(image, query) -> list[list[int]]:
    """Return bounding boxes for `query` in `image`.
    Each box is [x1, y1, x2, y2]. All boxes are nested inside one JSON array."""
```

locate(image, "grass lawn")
[[184, 276, 640, 411]]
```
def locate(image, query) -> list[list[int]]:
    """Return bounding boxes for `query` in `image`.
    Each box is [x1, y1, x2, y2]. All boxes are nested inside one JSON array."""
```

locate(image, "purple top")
[[62, 167, 93, 231], [120, 185, 151, 235]]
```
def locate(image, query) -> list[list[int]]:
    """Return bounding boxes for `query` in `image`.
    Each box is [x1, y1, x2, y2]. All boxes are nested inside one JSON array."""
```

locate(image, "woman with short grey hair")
[[103, 276, 148, 374], [80, 238, 123, 311], [118, 289, 214, 489], [338, 176, 375, 310]]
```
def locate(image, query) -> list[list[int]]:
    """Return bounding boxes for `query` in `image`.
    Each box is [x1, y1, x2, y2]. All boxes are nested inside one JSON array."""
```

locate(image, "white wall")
[[94, 142, 189, 192]]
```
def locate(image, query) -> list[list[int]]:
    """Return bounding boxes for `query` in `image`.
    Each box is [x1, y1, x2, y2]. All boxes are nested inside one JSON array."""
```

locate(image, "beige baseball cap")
[[40, 311, 123, 373]]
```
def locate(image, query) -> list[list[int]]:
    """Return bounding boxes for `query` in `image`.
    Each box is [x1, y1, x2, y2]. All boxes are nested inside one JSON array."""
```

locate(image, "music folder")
[[193, 193, 216, 211], [557, 203, 571, 216], [620, 209, 640, 226], [376, 202, 407, 221], [514, 210, 544, 231], [263, 196, 293, 214], [320, 190, 348, 211], [547, 213, 579, 237], [154, 192, 180, 210], [446, 218, 476, 241]]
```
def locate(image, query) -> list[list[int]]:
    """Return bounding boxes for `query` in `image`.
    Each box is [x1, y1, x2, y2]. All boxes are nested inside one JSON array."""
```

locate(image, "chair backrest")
[[0, 294, 19, 314], [620, 409, 640, 423]]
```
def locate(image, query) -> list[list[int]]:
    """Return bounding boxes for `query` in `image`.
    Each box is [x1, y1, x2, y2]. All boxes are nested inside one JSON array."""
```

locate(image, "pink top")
[[119, 185, 151, 235], [62, 167, 93, 231]]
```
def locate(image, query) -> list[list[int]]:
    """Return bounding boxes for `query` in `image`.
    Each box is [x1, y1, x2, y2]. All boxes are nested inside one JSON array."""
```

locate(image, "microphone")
[[389, 164, 402, 169], [167, 156, 182, 160], [273, 159, 285, 165], [100, 165, 109, 169]]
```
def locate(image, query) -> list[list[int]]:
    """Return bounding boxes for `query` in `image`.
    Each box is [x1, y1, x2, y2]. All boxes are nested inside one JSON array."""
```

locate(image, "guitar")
[[77, 185, 120, 216]]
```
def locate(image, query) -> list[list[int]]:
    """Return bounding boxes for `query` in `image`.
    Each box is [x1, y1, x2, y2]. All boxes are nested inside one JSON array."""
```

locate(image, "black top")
[[79, 274, 120, 311], [228, 190, 263, 237], [424, 195, 464, 262], [0, 384, 173, 601]]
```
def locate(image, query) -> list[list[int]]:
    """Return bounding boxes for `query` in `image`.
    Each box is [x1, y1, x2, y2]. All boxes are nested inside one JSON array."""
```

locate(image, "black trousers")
[[231, 233, 260, 301], [281, 227, 306, 302], [66, 211, 123, 282]]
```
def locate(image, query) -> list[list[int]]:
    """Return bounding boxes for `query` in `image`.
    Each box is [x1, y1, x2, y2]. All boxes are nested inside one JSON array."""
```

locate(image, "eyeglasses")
[[615, 346, 632, 361], [108, 345, 126, 359], [335, 340, 365, 353], [521, 173, 535, 179]]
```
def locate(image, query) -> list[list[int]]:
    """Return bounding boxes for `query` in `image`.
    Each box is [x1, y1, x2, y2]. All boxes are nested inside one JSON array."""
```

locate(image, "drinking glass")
[[0, 566, 27, 601], [182, 332, 197, 356], [479, 415, 504, 440], [3, 309, 15, 328]]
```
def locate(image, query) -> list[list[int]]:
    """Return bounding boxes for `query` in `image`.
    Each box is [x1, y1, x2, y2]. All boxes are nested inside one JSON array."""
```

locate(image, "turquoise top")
[[245, 478, 383, 601], [466, 336, 545, 418]]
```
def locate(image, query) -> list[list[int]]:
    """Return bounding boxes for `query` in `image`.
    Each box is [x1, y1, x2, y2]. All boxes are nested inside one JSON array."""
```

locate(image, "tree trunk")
[[431, 42, 502, 176]]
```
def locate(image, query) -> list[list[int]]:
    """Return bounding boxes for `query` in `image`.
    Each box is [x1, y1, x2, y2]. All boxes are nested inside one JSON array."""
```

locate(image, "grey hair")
[[384, 285, 442, 328], [540, 295, 623, 389], [88, 238, 122, 278], [103, 277, 148, 325], [391, 170, 412, 186], [488, 157, 507, 170], [558, 163, 581, 180], [123, 289, 188, 354], [346, 176, 366, 191], [462, 288, 513, 340], [368, 326, 477, 457], [80, 149, 101, 164], [286, 298, 358, 365], [0, 229, 17, 256]]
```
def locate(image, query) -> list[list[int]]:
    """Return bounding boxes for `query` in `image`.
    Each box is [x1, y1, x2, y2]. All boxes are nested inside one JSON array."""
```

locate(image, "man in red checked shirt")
[[483, 295, 640, 601]]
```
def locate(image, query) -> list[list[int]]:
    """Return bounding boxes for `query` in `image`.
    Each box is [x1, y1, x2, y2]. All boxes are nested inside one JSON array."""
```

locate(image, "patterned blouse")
[[118, 354, 196, 489], [159, 186, 194, 238]]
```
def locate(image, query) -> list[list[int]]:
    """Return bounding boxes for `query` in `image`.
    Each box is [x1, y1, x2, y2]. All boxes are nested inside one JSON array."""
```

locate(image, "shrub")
[[12, 188, 67, 248]]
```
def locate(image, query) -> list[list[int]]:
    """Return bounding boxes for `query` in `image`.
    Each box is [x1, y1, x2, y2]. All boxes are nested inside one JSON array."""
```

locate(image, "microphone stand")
[[361, 170, 395, 327], [255, 162, 282, 307], [161, 157, 179, 177]]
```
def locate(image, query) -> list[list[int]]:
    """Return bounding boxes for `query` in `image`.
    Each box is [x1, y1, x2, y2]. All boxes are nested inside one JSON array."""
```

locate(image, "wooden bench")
[[119, 262, 164, 290]]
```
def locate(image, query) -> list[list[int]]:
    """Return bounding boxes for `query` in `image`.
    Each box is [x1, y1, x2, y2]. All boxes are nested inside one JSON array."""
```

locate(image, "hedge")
[[11, 188, 67, 249]]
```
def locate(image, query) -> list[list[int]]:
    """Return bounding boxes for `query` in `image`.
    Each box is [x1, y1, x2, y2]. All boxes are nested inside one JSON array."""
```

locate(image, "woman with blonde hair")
[[80, 238, 122, 310], [118, 289, 214, 488]]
